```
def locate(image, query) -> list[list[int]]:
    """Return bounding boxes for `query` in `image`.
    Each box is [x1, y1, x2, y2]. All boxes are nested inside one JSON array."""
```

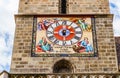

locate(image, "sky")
[[0, 0, 120, 72]]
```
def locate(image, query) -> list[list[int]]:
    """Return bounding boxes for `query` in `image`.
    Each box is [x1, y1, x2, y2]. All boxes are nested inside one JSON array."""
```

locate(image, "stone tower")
[[10, 0, 118, 75]]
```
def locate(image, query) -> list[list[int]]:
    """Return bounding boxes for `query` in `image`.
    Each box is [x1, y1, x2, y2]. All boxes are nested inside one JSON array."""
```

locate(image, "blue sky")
[[0, 0, 120, 72]]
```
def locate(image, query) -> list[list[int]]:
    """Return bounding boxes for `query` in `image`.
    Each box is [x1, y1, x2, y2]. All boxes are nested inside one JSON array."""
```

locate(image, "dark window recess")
[[53, 59, 73, 73], [61, 0, 67, 14]]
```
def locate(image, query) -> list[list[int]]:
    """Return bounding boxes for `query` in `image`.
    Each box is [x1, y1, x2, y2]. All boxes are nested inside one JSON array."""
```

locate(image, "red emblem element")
[[54, 25, 75, 41]]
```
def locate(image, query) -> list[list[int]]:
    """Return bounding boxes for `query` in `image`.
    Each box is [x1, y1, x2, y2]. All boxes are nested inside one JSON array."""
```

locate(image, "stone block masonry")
[[18, 0, 59, 14], [18, 0, 110, 14], [68, 0, 110, 14]]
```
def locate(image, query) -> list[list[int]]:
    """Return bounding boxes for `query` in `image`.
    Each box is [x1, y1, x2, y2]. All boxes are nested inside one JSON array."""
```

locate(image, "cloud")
[[113, 15, 120, 36], [0, 0, 19, 34], [0, 34, 11, 72], [109, 0, 120, 36], [0, 0, 19, 72], [109, 0, 120, 15], [0, 32, 13, 72]]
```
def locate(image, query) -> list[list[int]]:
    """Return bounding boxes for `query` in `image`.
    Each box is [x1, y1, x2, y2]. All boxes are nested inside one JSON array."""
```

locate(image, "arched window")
[[53, 59, 73, 73]]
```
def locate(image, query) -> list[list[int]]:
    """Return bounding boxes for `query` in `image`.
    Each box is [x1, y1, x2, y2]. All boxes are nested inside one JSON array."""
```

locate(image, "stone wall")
[[10, 15, 118, 74], [10, 16, 33, 73], [68, 0, 110, 14], [18, 0, 110, 14], [18, 0, 59, 14]]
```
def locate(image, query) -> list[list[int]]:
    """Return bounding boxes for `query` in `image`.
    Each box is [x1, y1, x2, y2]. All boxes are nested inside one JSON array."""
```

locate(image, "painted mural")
[[32, 17, 97, 57]]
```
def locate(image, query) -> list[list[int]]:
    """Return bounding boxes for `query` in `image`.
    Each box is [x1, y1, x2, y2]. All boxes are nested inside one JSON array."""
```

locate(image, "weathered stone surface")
[[18, 0, 59, 14], [68, 0, 110, 14], [18, 0, 109, 14]]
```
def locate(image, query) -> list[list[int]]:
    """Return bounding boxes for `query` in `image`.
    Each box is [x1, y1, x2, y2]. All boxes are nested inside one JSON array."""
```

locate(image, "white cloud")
[[0, 34, 12, 72], [6, 0, 19, 13], [0, 0, 19, 36], [109, 0, 120, 36], [0, 0, 19, 72], [109, 0, 120, 14], [113, 15, 120, 36]]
